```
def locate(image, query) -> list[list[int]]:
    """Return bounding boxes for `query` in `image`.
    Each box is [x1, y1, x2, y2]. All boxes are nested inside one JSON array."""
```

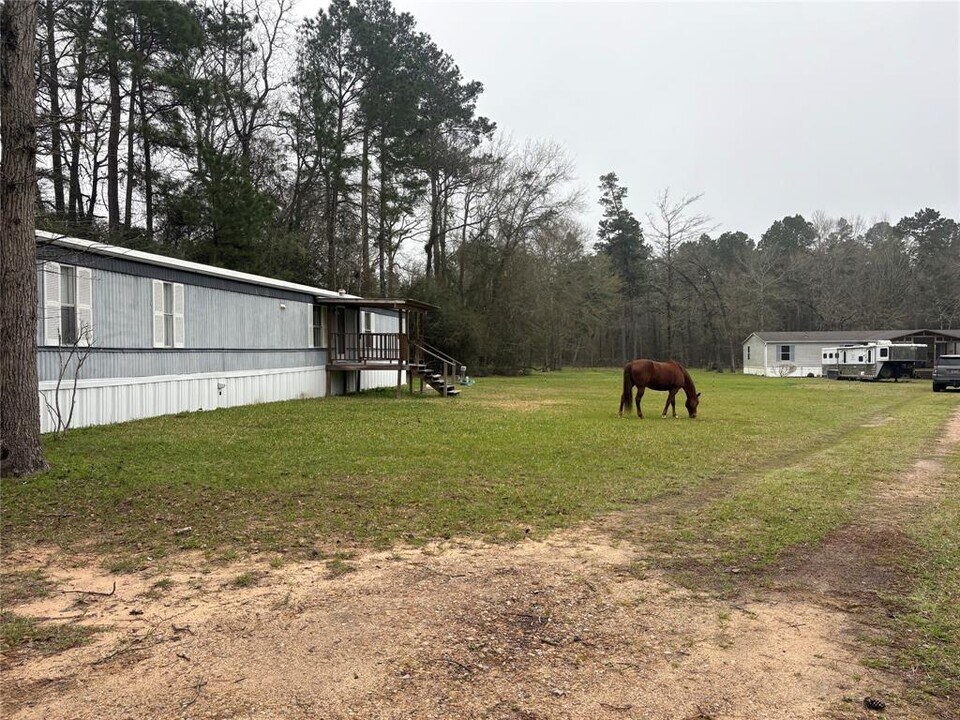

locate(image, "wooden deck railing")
[[329, 333, 405, 364]]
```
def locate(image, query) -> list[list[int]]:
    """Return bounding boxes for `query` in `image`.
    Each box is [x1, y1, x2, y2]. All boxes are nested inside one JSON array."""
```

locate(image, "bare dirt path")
[[3, 410, 958, 720]]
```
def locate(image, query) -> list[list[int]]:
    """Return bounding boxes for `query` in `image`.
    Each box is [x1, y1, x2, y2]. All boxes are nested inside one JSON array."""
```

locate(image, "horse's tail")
[[619, 363, 634, 416]]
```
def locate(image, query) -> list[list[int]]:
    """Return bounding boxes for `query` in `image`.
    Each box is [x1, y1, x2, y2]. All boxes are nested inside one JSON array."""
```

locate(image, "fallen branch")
[[600, 702, 633, 712], [183, 676, 206, 709], [64, 581, 116, 597]]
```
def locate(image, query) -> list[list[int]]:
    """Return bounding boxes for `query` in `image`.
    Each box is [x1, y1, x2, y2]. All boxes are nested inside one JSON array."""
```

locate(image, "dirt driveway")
[[3, 411, 958, 720]]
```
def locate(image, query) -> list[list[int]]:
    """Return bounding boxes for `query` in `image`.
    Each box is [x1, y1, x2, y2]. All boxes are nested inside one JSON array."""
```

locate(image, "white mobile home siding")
[[760, 342, 825, 377], [742, 334, 766, 375], [35, 250, 327, 432]]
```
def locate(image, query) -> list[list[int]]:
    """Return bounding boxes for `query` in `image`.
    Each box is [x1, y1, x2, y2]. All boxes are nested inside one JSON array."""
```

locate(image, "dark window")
[[163, 282, 174, 347], [779, 345, 792, 361], [311, 305, 323, 347], [880, 347, 889, 358], [60, 265, 77, 345]]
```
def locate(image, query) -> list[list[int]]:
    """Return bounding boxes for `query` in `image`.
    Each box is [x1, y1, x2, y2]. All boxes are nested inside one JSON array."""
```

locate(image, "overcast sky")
[[296, 0, 959, 240]]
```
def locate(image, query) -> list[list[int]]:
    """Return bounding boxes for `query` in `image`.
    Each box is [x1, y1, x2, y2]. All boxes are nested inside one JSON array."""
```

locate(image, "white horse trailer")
[[821, 341, 926, 381]]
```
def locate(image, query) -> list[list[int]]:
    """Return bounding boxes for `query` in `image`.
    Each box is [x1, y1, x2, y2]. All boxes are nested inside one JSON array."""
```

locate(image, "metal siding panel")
[[185, 285, 313, 349], [90, 269, 154, 348], [37, 368, 326, 432], [38, 348, 326, 381]]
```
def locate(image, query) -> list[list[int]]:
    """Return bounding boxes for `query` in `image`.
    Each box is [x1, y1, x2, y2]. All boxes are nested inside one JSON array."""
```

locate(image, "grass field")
[[2, 369, 958, 705], [2, 370, 954, 564]]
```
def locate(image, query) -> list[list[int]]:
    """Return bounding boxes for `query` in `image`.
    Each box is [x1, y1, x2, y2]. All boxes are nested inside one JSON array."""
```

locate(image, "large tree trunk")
[[105, 3, 121, 234], [1, 0, 48, 476], [44, 0, 64, 214]]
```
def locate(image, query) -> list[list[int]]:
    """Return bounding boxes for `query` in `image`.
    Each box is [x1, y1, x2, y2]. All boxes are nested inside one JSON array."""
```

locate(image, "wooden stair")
[[419, 367, 460, 397]]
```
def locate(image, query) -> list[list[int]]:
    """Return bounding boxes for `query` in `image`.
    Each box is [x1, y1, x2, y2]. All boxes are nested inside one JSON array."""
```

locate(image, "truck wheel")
[[933, 383, 944, 392]]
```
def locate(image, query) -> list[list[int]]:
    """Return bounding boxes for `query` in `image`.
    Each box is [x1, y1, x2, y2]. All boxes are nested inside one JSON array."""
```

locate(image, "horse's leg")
[[635, 387, 644, 419], [662, 389, 678, 418]]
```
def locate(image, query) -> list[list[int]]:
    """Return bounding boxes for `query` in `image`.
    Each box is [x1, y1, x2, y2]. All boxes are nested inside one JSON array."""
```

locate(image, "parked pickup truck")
[[932, 354, 960, 392]]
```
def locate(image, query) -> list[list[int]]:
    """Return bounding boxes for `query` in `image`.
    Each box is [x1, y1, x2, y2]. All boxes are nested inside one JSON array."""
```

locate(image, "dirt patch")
[[782, 407, 960, 602], [2, 533, 902, 720]]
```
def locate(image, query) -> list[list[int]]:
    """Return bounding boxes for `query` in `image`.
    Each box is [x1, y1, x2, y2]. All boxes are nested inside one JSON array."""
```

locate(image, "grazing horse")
[[618, 359, 701, 419]]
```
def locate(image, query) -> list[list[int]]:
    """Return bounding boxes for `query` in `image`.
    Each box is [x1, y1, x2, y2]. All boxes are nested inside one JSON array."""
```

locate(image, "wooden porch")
[[316, 297, 464, 396]]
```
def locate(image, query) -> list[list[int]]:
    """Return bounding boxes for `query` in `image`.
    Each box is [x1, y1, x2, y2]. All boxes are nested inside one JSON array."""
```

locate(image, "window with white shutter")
[[173, 283, 185, 348], [152, 280, 166, 347], [44, 262, 93, 346], [76, 267, 93, 346], [43, 262, 61, 346], [152, 279, 184, 347]]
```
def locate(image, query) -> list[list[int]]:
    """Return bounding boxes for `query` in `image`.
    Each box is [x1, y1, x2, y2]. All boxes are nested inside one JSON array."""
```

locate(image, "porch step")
[[418, 368, 461, 397]]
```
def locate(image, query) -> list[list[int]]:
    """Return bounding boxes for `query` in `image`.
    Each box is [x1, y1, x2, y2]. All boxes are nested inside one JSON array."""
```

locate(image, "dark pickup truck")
[[932, 354, 960, 392]]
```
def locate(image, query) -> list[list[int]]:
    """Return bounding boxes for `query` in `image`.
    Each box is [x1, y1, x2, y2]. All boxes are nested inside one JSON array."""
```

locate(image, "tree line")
[[26, 0, 960, 376]]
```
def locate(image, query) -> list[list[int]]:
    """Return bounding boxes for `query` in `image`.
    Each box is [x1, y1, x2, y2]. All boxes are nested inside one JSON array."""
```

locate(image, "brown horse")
[[618, 359, 701, 419]]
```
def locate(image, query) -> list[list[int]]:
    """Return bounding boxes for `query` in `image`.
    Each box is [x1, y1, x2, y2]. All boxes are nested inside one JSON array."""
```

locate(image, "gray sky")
[[297, 0, 960, 240]]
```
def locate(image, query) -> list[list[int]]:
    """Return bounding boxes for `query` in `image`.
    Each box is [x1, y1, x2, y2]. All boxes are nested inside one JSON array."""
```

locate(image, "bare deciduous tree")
[[646, 189, 715, 358]]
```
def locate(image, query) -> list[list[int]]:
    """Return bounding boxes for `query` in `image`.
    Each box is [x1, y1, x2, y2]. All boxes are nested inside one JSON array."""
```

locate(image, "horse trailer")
[[821, 341, 926, 381]]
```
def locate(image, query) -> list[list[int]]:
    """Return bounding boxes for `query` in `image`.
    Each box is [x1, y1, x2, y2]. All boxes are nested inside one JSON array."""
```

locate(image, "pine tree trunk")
[[138, 76, 153, 237], [106, 3, 121, 234], [376, 133, 387, 296], [1, 0, 48, 477], [67, 8, 88, 221], [124, 57, 138, 231], [44, 0, 64, 214], [360, 128, 370, 294]]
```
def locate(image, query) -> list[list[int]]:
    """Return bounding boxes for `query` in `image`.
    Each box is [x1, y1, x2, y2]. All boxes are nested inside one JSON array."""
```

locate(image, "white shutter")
[[173, 283, 185, 348], [43, 262, 61, 346], [152, 279, 165, 347], [308, 305, 314, 347], [76, 267, 94, 346]]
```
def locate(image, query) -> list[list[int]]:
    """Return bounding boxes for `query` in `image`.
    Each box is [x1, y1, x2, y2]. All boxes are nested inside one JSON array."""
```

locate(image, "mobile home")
[[35, 231, 446, 433]]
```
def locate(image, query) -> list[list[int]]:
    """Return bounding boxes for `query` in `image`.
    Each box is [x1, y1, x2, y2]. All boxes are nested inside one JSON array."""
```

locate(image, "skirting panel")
[[38, 367, 326, 433], [359, 368, 407, 391]]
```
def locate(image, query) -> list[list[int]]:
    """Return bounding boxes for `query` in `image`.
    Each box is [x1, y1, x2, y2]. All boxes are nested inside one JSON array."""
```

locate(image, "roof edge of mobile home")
[[37, 230, 350, 300]]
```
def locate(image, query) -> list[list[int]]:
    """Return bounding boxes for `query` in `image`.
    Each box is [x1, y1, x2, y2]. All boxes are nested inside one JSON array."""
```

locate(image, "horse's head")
[[686, 392, 701, 418]]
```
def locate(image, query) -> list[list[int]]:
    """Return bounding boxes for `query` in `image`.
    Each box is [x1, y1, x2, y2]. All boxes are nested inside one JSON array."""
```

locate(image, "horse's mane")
[[678, 363, 697, 393]]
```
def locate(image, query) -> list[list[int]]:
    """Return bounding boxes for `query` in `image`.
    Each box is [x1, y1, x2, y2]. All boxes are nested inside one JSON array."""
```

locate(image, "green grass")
[[0, 569, 54, 606], [1, 371, 955, 568], [692, 397, 950, 567], [894, 449, 960, 699], [0, 611, 101, 655]]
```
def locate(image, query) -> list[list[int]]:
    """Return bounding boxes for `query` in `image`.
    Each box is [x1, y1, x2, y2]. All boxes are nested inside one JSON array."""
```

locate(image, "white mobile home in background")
[[35, 232, 449, 433], [742, 329, 960, 378]]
